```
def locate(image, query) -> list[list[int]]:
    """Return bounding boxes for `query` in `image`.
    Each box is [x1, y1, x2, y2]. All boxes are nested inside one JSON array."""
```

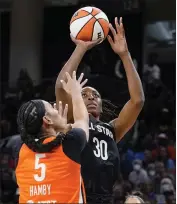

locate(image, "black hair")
[[17, 100, 64, 153], [101, 99, 120, 123]]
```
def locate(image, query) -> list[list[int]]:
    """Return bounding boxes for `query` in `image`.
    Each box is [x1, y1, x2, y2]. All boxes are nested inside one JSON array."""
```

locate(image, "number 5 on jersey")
[[34, 154, 46, 182], [93, 137, 108, 160]]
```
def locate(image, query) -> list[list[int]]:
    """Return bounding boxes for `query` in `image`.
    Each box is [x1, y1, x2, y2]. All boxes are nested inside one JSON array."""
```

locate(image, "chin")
[[87, 109, 100, 118]]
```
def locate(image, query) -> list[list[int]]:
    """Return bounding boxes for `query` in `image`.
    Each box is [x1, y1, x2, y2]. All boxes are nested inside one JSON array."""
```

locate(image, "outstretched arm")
[[55, 36, 100, 122], [108, 17, 145, 142]]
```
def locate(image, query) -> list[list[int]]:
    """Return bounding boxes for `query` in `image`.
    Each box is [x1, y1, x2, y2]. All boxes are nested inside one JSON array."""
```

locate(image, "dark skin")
[[81, 86, 102, 119], [56, 17, 145, 142]]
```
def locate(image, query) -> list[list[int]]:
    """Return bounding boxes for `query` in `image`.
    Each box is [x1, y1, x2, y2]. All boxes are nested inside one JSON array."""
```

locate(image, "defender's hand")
[[53, 101, 68, 130], [61, 71, 87, 95]]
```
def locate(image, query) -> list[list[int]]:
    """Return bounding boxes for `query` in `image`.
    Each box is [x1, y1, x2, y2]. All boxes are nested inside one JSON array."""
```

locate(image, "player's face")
[[42, 101, 66, 131], [81, 87, 102, 117]]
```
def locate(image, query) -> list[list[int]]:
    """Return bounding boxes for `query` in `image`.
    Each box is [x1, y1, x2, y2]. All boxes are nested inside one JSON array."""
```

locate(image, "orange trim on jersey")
[[16, 136, 84, 203], [81, 178, 86, 203]]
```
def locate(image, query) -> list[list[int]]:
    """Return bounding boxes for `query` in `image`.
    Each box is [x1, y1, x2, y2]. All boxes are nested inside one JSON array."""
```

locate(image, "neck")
[[95, 115, 100, 121], [43, 128, 57, 138], [89, 113, 100, 121], [59, 124, 72, 134]]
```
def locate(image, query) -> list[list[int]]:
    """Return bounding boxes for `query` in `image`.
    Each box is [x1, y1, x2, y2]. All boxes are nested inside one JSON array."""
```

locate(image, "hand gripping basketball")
[[70, 34, 102, 50]]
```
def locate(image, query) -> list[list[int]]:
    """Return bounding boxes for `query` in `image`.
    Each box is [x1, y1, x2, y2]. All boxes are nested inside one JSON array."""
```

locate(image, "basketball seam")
[[90, 15, 108, 23], [88, 11, 108, 22], [93, 12, 99, 17], [89, 12, 98, 18], [97, 18, 109, 22], [91, 20, 98, 41], [90, 7, 93, 13], [76, 17, 95, 39], [97, 19, 105, 39], [71, 12, 90, 24]]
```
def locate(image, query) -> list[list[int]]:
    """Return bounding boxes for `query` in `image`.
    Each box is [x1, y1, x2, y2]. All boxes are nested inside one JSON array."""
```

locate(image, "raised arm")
[[108, 17, 145, 142], [55, 36, 100, 122], [61, 71, 89, 140]]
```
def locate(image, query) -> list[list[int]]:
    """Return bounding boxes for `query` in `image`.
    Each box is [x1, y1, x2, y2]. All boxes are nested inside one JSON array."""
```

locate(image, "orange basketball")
[[70, 6, 109, 42]]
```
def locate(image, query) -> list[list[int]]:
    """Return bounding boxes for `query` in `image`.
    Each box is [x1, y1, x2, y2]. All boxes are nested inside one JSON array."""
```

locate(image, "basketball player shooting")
[[55, 17, 145, 203]]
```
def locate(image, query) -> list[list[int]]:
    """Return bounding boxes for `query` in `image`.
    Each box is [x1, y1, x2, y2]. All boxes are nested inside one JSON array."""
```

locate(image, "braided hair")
[[100, 99, 120, 123], [17, 100, 64, 153]]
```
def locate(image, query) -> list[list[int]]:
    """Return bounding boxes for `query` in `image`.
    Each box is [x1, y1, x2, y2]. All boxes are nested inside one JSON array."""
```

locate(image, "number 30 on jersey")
[[93, 137, 108, 160]]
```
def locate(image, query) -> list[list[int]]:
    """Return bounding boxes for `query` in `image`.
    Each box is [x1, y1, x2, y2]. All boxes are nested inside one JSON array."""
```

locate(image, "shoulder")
[[104, 120, 114, 128], [65, 128, 86, 141], [68, 127, 86, 135], [105, 121, 115, 135], [108, 120, 115, 129], [107, 120, 116, 139], [62, 128, 87, 164]]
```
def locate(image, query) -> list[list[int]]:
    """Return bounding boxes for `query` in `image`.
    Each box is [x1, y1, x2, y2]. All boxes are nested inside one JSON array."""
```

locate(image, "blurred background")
[[0, 0, 176, 203]]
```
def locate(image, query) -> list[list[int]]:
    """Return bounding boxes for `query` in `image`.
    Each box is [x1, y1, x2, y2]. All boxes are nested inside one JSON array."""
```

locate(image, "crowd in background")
[[0, 51, 176, 204]]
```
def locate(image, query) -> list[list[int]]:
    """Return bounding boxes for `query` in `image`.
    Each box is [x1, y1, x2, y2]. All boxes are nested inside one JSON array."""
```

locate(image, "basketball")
[[70, 6, 109, 42]]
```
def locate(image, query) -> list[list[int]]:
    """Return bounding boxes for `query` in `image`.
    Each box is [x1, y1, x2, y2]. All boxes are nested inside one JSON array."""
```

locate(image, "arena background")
[[0, 0, 176, 203]]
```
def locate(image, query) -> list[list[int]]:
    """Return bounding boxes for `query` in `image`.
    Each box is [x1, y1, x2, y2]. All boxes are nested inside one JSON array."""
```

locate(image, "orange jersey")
[[15, 128, 86, 203]]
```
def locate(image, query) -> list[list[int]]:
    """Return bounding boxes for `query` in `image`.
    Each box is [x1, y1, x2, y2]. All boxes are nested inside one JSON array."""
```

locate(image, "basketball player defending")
[[56, 17, 145, 203]]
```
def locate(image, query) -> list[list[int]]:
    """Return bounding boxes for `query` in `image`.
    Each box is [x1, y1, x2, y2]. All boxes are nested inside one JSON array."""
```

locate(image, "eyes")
[[81, 92, 100, 98], [94, 93, 100, 98], [81, 93, 87, 98]]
